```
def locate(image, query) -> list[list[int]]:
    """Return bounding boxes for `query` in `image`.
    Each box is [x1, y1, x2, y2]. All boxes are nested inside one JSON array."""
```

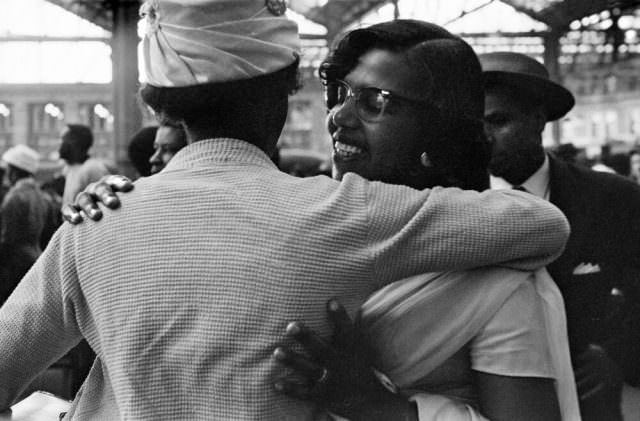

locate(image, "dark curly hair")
[[64, 124, 94, 152], [141, 60, 300, 125], [321, 20, 490, 191], [127, 126, 158, 177], [139, 59, 301, 153]]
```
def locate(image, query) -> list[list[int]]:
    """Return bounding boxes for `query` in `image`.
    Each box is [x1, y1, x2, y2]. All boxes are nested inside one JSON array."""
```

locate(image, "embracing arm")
[[273, 301, 418, 421], [476, 372, 560, 421], [66, 175, 570, 279], [274, 301, 487, 421], [0, 228, 83, 409], [366, 181, 569, 282]]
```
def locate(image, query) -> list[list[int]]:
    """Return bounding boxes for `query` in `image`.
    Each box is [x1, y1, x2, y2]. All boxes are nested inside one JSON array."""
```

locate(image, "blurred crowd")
[[551, 142, 640, 183]]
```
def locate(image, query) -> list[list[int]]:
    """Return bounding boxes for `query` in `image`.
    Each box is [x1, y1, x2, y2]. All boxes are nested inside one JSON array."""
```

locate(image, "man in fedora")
[[480, 51, 640, 421]]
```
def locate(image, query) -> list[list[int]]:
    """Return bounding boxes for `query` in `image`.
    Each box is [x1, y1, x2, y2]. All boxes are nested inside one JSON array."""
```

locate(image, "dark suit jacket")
[[547, 154, 640, 385]]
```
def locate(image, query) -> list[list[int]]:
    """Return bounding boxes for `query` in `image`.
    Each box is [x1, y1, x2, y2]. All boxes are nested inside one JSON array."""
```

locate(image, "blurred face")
[[327, 48, 430, 184], [483, 85, 546, 185], [149, 126, 186, 174], [631, 153, 640, 181], [58, 127, 73, 162]]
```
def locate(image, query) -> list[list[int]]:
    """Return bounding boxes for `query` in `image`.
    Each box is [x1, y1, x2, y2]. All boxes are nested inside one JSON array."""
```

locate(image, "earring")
[[420, 152, 432, 168]]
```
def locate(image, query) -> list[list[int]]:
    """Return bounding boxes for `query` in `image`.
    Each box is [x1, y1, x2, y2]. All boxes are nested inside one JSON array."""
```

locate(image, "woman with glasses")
[[271, 20, 578, 421], [63, 19, 577, 421]]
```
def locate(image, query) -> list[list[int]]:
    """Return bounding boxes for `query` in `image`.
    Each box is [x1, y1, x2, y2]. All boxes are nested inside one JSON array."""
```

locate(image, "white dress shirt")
[[490, 155, 551, 200]]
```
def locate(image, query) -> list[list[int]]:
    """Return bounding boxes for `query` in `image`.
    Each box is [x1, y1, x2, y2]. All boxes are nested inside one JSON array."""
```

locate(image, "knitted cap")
[[139, 0, 300, 87], [2, 144, 40, 174]]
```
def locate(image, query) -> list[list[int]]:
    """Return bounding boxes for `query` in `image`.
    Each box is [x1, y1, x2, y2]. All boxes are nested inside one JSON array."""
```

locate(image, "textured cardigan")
[[0, 138, 568, 420]]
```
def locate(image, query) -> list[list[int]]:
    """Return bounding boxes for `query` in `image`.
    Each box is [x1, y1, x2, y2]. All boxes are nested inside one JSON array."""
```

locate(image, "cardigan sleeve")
[[361, 177, 569, 286], [0, 227, 83, 410]]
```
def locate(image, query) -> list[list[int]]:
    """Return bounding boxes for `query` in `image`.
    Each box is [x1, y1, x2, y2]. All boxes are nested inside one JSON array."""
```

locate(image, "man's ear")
[[533, 106, 548, 134]]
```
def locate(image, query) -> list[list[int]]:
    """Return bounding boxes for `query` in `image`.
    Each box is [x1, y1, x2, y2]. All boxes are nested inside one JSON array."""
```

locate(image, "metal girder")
[[46, 0, 640, 36], [46, 0, 141, 31], [45, 0, 367, 33], [502, 0, 640, 30], [305, 0, 390, 35]]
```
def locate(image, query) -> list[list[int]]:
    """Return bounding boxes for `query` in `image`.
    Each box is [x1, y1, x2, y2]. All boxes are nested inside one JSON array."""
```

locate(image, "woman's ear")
[[420, 152, 432, 168]]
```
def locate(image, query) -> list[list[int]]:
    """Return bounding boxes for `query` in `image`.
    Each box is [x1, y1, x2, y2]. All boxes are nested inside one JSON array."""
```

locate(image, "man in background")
[[480, 51, 640, 421], [59, 124, 110, 205], [0, 145, 51, 303]]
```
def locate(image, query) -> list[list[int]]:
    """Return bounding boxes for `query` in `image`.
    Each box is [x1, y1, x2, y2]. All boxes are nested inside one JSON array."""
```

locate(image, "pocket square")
[[572, 262, 601, 275]]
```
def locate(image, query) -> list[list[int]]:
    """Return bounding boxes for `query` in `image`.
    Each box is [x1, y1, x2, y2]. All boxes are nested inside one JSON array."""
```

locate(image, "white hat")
[[139, 0, 300, 87], [2, 144, 40, 174]]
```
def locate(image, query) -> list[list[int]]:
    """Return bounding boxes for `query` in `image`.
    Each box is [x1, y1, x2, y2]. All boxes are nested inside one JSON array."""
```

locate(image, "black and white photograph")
[[0, 1, 639, 420]]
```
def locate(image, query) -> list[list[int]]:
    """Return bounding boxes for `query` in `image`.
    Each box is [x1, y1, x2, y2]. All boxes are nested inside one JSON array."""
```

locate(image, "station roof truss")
[[47, 0, 116, 31], [501, 0, 640, 30], [46, 0, 640, 34]]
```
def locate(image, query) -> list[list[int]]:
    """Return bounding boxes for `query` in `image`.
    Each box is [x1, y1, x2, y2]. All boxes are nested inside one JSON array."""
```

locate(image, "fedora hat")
[[478, 52, 575, 121]]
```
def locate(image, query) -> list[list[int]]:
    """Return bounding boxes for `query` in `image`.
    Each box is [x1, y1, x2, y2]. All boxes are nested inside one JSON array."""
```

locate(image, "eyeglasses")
[[324, 79, 430, 123]]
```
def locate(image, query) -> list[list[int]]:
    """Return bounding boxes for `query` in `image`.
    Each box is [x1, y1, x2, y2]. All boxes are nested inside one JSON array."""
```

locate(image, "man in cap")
[[0, 3, 569, 420], [0, 145, 51, 302], [480, 51, 640, 421]]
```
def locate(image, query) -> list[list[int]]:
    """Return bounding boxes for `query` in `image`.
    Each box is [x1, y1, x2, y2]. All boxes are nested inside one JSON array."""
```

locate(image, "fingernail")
[[104, 197, 116, 207], [273, 348, 285, 360], [328, 299, 339, 312], [286, 322, 300, 335], [88, 208, 99, 218]]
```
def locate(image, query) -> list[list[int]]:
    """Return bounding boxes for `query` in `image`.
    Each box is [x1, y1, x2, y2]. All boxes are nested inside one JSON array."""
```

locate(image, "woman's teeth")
[[334, 141, 363, 157]]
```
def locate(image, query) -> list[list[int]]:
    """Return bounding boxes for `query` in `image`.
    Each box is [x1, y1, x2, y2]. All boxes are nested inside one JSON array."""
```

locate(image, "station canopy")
[[38, 0, 640, 69], [46, 0, 640, 34]]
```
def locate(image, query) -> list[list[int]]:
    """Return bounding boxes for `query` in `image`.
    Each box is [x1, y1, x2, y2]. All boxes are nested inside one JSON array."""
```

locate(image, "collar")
[[490, 154, 550, 200], [164, 138, 276, 172]]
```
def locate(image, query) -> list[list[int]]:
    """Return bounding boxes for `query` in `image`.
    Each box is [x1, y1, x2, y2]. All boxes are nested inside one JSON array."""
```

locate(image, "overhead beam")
[[306, 0, 391, 39], [46, 0, 114, 31], [499, 0, 557, 27], [501, 0, 640, 31], [0, 36, 109, 42]]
